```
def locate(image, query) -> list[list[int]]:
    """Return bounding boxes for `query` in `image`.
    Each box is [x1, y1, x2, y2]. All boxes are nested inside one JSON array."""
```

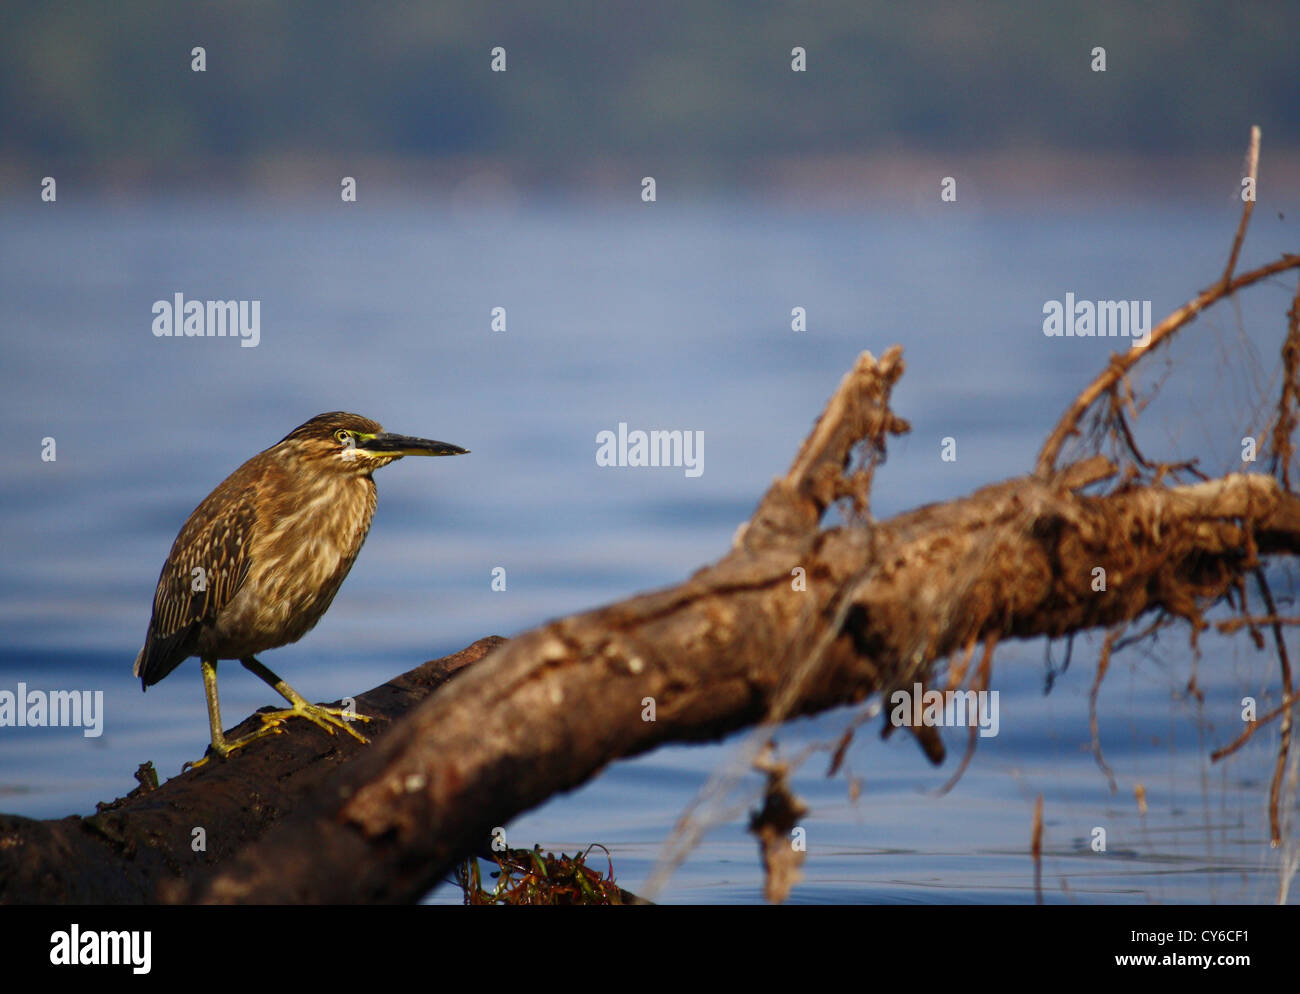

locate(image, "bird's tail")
[[133, 647, 147, 689]]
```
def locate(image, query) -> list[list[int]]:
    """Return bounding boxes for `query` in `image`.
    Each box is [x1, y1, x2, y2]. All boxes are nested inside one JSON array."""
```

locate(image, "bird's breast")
[[199, 473, 378, 658]]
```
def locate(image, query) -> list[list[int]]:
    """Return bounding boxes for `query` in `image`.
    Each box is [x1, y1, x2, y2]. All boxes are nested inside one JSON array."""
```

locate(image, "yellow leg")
[[183, 658, 285, 772], [240, 656, 371, 744]]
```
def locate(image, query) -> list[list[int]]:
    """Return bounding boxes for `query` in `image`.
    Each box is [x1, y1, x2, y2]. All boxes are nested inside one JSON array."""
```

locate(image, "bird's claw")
[[182, 702, 370, 773], [256, 702, 372, 744], [182, 719, 285, 773]]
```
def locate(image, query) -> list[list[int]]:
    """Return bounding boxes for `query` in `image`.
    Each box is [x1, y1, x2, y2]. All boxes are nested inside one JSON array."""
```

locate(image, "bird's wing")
[[134, 482, 257, 688]]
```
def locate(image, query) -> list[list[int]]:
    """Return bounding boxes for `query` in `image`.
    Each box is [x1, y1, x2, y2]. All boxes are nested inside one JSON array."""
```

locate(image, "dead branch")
[[1036, 253, 1300, 479], [174, 360, 1300, 903], [1223, 125, 1261, 283]]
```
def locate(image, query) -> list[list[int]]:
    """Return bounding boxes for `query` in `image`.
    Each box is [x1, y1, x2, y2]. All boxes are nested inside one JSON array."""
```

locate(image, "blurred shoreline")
[[5, 149, 1298, 208]]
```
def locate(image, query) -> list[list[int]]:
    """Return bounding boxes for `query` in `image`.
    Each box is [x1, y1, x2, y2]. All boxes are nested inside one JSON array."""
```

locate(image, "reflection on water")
[[0, 198, 1296, 902]]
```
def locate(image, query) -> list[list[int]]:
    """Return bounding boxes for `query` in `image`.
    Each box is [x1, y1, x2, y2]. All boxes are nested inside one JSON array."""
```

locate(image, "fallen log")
[[178, 339, 1300, 904], [4, 132, 1298, 906], [0, 639, 501, 902]]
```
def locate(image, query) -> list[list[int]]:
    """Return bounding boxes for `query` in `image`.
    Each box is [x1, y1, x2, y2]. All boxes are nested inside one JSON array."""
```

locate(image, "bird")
[[133, 412, 468, 769]]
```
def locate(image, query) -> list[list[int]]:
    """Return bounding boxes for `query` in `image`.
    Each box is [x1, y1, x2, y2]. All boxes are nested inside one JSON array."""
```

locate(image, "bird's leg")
[[239, 656, 371, 744], [183, 658, 284, 771]]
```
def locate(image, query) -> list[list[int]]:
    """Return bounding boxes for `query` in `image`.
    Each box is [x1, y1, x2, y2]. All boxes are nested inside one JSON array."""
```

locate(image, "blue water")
[[1, 195, 1298, 903]]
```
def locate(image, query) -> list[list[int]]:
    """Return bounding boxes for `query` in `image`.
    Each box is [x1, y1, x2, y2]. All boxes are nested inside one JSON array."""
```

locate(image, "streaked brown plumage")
[[134, 412, 468, 767]]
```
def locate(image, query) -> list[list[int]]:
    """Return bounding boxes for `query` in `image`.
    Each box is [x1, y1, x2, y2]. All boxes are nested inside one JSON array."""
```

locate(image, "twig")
[[1210, 690, 1300, 762], [1269, 279, 1300, 490], [1031, 794, 1044, 906], [935, 634, 997, 796], [1037, 127, 1290, 480], [1254, 569, 1293, 846], [1036, 254, 1300, 478], [1089, 625, 1127, 793], [1223, 125, 1261, 283], [1215, 615, 1300, 636]]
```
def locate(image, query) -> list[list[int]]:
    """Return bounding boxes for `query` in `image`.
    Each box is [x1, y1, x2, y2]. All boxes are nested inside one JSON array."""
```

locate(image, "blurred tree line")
[[2, 1, 1294, 177]]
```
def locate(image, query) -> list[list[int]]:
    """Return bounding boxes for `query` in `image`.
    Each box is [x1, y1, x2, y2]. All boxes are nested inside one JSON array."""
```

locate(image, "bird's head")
[[276, 412, 469, 475]]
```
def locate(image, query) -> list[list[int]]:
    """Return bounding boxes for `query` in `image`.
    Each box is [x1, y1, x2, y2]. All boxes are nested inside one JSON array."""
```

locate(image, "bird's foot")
[[182, 722, 285, 772], [181, 702, 370, 772], [255, 701, 372, 744]]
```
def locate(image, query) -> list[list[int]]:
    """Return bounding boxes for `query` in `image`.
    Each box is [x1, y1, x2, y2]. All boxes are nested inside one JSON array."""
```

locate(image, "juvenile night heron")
[[134, 412, 468, 768]]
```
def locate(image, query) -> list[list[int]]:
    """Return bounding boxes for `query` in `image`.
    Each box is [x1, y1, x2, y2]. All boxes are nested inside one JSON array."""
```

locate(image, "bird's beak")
[[359, 433, 469, 457]]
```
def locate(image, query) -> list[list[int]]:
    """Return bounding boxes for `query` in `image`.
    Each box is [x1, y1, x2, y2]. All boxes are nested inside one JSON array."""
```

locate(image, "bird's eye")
[[334, 429, 350, 444]]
